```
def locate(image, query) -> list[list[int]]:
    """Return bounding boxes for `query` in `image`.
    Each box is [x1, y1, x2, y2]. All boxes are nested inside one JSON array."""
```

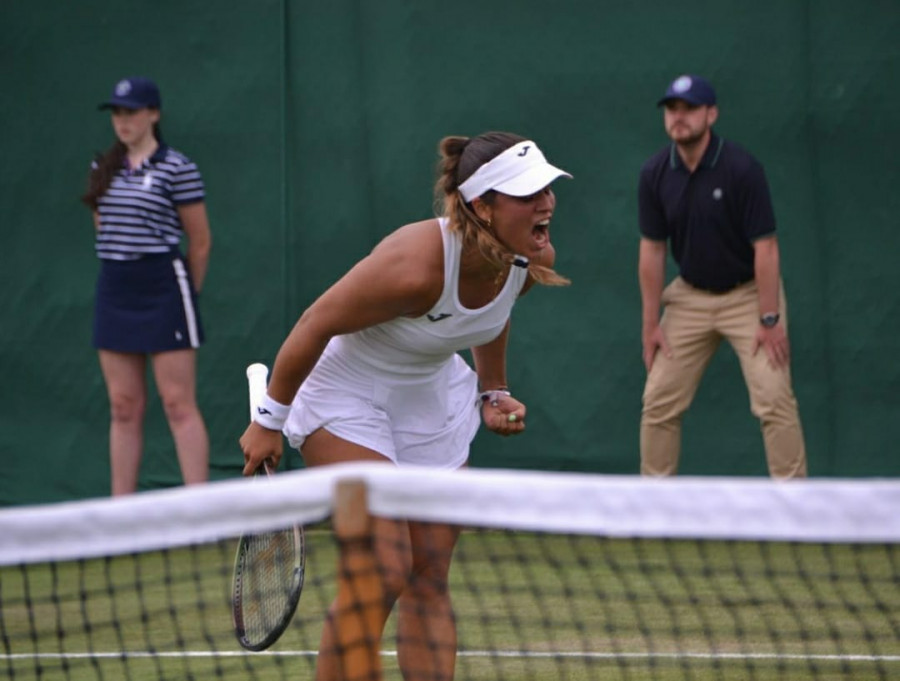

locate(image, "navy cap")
[[657, 74, 716, 107], [98, 77, 162, 110]]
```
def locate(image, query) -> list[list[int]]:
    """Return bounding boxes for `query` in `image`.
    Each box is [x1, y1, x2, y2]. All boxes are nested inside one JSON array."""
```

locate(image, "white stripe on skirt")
[[172, 258, 200, 348]]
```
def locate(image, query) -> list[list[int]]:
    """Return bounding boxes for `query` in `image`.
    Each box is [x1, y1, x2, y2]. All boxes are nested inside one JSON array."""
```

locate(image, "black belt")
[[683, 278, 752, 295]]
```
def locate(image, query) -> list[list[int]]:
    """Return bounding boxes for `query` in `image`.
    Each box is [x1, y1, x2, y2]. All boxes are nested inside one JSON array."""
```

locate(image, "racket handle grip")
[[246, 363, 270, 421]]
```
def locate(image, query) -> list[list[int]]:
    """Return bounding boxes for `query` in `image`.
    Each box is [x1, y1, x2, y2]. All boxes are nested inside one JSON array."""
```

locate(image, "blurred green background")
[[1, 0, 898, 504]]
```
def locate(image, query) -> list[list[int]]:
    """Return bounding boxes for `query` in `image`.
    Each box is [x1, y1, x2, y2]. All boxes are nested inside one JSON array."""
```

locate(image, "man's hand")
[[642, 323, 673, 372], [753, 323, 790, 369]]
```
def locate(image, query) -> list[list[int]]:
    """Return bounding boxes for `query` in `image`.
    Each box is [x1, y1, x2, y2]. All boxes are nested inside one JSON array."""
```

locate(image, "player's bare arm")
[[471, 321, 525, 434], [241, 220, 444, 473], [265, 219, 444, 405], [472, 320, 511, 391]]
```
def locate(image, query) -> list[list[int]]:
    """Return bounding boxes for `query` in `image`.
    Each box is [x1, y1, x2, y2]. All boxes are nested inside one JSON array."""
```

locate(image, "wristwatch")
[[760, 313, 780, 328]]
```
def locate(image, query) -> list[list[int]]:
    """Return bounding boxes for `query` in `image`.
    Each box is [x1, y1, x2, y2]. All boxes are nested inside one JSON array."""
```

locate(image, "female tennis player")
[[83, 77, 212, 495], [240, 131, 571, 680]]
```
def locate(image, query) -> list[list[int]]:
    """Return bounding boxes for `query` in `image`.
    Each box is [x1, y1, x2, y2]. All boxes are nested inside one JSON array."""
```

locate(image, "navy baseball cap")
[[657, 74, 716, 107], [98, 77, 162, 110]]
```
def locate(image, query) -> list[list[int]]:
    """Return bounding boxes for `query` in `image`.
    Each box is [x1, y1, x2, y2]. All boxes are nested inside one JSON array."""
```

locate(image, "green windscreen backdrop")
[[1, 1, 898, 504]]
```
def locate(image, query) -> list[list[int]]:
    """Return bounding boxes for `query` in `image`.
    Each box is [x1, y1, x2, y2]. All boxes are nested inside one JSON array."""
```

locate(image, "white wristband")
[[252, 393, 291, 431]]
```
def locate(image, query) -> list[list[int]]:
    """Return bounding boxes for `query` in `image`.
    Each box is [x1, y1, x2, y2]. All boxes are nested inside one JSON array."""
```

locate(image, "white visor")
[[458, 140, 572, 202]]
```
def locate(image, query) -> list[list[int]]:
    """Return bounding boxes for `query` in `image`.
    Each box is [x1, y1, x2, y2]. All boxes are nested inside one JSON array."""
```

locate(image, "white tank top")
[[329, 218, 529, 378]]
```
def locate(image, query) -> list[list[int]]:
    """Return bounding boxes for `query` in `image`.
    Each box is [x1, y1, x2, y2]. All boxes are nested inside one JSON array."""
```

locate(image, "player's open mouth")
[[532, 220, 550, 248]]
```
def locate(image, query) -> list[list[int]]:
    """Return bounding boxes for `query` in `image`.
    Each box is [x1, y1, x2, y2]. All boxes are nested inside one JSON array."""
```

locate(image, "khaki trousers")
[[640, 277, 807, 479]]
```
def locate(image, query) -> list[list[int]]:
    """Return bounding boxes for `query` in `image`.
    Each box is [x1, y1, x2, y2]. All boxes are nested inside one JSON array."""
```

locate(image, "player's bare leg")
[[302, 428, 460, 681], [396, 520, 460, 681]]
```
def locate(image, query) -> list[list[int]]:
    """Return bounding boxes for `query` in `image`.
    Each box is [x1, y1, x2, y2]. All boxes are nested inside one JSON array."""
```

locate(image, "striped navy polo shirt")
[[94, 145, 205, 261]]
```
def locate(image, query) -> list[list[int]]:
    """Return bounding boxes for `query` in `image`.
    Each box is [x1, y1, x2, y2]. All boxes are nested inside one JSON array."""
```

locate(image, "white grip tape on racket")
[[246, 363, 290, 431]]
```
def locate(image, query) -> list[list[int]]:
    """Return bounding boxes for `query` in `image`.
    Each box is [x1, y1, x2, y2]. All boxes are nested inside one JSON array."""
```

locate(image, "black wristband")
[[477, 389, 511, 407]]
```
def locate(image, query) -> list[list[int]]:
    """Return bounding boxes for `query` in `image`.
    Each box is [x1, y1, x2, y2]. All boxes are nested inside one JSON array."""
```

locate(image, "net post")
[[333, 478, 384, 681]]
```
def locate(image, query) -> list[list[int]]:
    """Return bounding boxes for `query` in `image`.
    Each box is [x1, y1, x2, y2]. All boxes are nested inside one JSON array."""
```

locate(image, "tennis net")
[[1, 463, 898, 680]]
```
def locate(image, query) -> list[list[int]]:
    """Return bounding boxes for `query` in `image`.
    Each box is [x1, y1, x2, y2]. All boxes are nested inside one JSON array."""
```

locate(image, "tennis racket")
[[232, 363, 306, 651]]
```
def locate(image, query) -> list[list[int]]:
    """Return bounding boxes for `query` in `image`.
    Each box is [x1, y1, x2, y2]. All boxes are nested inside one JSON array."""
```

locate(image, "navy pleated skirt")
[[93, 251, 205, 353]]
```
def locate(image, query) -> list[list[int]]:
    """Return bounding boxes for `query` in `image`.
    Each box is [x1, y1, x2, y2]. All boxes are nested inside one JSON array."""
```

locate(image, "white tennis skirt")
[[284, 348, 479, 469]]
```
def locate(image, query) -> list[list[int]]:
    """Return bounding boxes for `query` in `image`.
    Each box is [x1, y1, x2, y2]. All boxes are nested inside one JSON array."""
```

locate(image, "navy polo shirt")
[[638, 133, 776, 292]]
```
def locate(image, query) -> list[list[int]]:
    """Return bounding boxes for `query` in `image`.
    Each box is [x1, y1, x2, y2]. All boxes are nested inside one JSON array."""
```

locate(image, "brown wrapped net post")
[[332, 479, 384, 681]]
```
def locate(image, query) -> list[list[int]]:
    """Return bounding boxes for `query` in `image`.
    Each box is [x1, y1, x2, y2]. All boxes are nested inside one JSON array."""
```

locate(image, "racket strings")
[[235, 530, 303, 648]]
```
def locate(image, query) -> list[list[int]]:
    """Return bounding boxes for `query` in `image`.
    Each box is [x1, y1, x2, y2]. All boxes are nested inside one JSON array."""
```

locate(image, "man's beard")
[[669, 125, 707, 147]]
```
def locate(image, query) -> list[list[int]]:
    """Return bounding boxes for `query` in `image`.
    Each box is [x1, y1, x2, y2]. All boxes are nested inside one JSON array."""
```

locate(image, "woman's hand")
[[481, 393, 526, 436], [239, 422, 284, 475]]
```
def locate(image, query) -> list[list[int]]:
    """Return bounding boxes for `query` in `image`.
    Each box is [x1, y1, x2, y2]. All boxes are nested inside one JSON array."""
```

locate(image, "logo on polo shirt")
[[712, 188, 723, 201], [427, 312, 452, 322], [517, 145, 531, 157]]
